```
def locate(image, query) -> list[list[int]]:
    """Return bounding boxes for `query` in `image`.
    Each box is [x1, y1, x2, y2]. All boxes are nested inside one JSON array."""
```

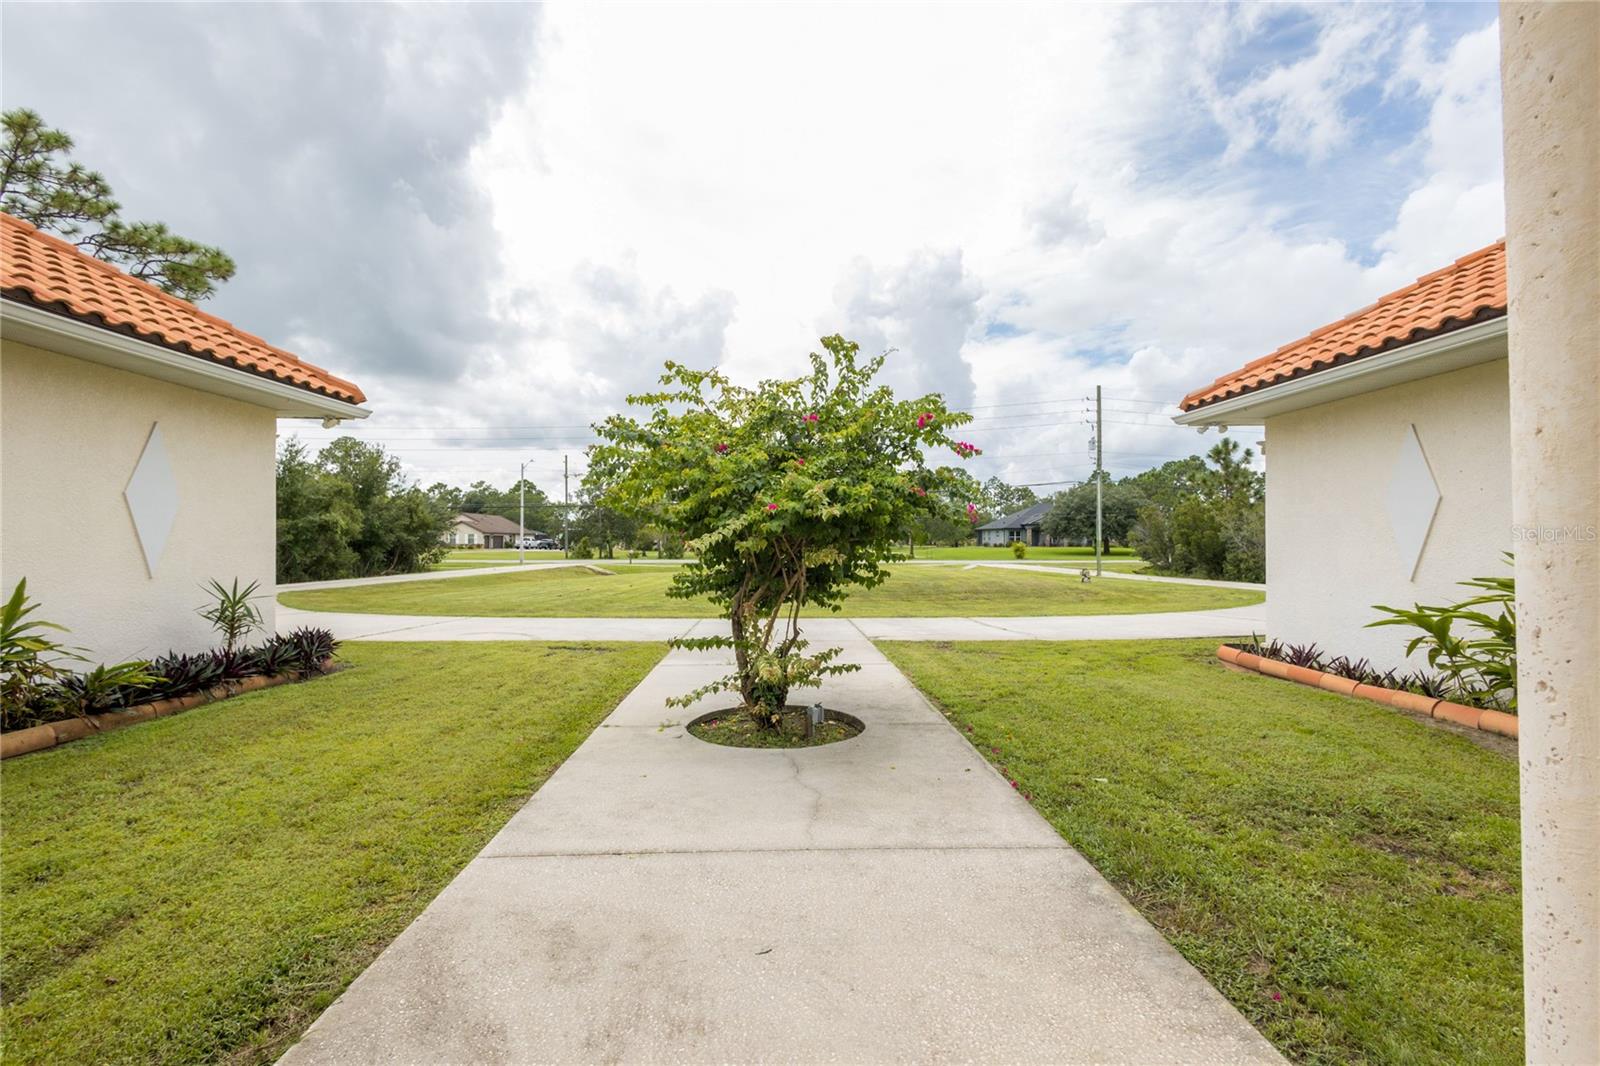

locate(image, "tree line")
[[1039, 438, 1265, 581], [276, 438, 654, 580], [277, 434, 1264, 583]]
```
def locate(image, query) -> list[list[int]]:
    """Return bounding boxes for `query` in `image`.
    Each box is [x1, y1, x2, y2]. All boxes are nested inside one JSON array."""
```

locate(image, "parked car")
[[532, 536, 559, 550]]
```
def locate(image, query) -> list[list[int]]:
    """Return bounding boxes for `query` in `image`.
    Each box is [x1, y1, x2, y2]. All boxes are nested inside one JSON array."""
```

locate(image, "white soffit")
[[124, 423, 180, 576], [1385, 423, 1442, 580], [0, 300, 370, 420]]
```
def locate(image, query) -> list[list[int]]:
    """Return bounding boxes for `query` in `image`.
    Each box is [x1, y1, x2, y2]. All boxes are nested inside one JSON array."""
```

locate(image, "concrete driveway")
[[279, 635, 1281, 1064]]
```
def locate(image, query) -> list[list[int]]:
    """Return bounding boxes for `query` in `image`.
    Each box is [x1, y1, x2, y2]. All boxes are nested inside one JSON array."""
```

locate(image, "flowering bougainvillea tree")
[[588, 335, 977, 726]]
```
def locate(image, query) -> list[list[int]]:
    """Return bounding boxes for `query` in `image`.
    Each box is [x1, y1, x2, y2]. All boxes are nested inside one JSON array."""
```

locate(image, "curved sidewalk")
[[277, 603, 1267, 643]]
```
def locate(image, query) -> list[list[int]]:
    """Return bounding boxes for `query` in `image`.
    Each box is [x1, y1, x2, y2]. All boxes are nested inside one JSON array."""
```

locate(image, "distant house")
[[0, 212, 369, 662], [1175, 240, 1508, 671], [445, 513, 527, 549], [975, 501, 1062, 547]]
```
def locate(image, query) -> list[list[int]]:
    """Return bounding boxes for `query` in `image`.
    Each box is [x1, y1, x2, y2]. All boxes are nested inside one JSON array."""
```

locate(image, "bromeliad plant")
[[589, 335, 978, 727]]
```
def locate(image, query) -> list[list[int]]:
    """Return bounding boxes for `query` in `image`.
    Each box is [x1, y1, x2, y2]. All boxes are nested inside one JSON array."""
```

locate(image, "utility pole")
[[1094, 385, 1104, 577], [562, 454, 571, 559], [517, 458, 535, 566]]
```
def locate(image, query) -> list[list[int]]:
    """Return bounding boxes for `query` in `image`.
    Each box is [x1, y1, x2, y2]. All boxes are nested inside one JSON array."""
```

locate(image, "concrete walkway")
[[277, 603, 1267, 643], [969, 561, 1267, 592], [280, 557, 1263, 593], [280, 636, 1281, 1064], [278, 561, 585, 592]]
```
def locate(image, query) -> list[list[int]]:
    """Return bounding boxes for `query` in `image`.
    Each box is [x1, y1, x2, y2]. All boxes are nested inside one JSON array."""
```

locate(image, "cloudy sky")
[[2, 2, 1504, 498]]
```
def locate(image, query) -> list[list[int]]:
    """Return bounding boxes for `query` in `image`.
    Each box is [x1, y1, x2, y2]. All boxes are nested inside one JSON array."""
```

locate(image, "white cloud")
[[1373, 22, 1505, 282], [829, 250, 983, 411], [275, 3, 1501, 493], [1188, 5, 1402, 163]]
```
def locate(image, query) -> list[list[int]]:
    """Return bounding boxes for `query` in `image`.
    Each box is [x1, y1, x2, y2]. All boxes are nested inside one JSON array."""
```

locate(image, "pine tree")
[[1, 109, 235, 302]]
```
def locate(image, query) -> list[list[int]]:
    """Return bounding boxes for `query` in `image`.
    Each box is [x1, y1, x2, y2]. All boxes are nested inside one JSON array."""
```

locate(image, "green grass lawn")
[[1010, 558, 1155, 573], [279, 564, 1263, 618], [879, 638, 1521, 1065], [443, 549, 569, 561], [430, 547, 1151, 572], [0, 641, 664, 1065]]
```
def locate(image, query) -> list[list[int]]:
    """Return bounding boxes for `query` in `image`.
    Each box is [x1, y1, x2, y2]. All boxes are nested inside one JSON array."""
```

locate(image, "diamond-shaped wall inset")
[[124, 424, 179, 576], [1385, 423, 1441, 580]]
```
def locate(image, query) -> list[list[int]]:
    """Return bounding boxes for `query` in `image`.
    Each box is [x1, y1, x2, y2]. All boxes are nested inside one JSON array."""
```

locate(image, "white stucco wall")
[[1, 339, 278, 663], [1264, 357, 1512, 671]]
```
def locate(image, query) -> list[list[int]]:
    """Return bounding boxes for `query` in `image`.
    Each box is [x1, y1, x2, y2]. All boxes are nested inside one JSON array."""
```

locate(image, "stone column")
[[1499, 3, 1600, 1061]]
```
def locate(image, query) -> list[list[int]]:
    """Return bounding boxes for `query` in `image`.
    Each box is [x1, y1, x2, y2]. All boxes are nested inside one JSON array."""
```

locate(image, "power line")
[[1100, 395, 1175, 407]]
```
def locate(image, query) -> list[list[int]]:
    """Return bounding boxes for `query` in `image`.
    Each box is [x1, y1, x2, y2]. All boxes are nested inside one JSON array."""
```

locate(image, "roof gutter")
[[0, 299, 371, 420], [1172, 316, 1507, 428]]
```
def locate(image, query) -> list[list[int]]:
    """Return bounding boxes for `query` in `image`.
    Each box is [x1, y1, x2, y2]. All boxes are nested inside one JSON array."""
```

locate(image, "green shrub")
[[53, 661, 164, 719], [1, 579, 83, 730], [1369, 557, 1516, 711], [589, 335, 975, 727], [1010, 540, 1028, 559]]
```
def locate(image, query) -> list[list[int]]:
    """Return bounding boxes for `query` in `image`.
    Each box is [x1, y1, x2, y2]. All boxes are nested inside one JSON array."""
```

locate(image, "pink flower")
[[795, 458, 805, 466], [913, 486, 927, 497], [804, 412, 819, 423], [953, 440, 983, 458], [1010, 779, 1018, 789], [715, 442, 729, 454], [1271, 992, 1283, 1002], [967, 502, 979, 521], [766, 503, 779, 511], [916, 411, 934, 429]]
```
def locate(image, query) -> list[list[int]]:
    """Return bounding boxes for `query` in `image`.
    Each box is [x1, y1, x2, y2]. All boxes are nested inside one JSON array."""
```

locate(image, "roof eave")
[[1, 299, 371, 420], [1173, 316, 1508, 428]]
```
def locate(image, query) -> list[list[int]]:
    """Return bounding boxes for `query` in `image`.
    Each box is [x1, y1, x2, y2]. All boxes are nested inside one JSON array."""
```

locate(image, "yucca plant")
[[197, 578, 263, 652]]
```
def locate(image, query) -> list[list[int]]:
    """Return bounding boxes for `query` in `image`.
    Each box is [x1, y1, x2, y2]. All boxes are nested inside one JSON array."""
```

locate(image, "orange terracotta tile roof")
[[0, 212, 365, 405], [1179, 239, 1506, 412]]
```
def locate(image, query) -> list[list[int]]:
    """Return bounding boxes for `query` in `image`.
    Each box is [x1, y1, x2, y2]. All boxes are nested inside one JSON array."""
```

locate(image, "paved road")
[[279, 636, 1282, 1064], [276, 604, 1267, 643]]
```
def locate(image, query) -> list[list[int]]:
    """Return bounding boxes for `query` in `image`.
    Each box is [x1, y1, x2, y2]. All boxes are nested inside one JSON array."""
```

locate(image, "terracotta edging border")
[[1217, 646, 1517, 739], [0, 659, 335, 760]]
